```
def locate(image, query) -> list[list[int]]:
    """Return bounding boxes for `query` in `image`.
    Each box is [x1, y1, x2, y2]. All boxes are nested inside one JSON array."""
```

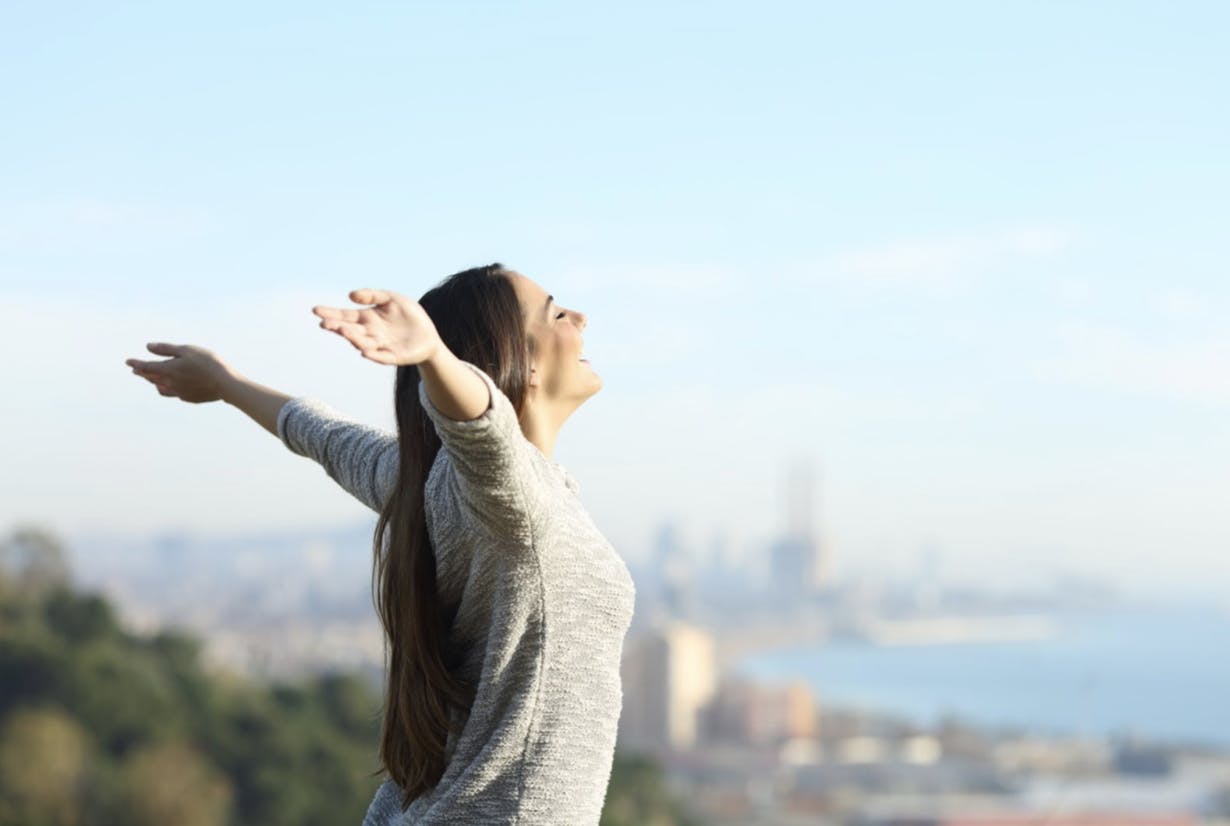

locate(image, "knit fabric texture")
[[276, 360, 637, 825]]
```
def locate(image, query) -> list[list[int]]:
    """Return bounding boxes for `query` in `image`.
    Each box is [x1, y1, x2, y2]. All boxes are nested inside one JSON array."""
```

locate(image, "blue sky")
[[2, 2, 1227, 596]]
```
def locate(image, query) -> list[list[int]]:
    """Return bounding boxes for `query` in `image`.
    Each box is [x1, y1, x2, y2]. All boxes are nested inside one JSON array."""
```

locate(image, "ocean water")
[[733, 603, 1230, 748]]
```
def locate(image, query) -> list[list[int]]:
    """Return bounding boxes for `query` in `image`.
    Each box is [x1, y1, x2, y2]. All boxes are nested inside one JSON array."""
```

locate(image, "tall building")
[[650, 519, 693, 619], [618, 620, 717, 753], [769, 456, 833, 598], [785, 457, 816, 541]]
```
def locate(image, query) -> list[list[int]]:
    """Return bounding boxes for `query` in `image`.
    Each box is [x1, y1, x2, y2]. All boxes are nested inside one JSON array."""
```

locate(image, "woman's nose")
[[575, 310, 587, 330]]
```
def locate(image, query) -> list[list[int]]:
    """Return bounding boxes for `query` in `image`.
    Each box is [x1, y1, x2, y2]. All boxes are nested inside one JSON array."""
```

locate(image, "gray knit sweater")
[[276, 360, 637, 825]]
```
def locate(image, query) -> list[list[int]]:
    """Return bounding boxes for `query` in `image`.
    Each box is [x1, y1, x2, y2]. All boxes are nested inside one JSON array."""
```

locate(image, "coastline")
[[835, 613, 1062, 647], [729, 605, 1230, 750], [714, 611, 1063, 665]]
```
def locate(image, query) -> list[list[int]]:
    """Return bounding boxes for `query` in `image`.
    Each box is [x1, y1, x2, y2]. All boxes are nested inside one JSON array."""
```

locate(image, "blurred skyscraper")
[[650, 519, 694, 619], [768, 456, 832, 600]]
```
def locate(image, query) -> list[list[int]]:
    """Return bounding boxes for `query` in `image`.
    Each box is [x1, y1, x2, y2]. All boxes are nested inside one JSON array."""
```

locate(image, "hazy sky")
[[3, 2, 1227, 597]]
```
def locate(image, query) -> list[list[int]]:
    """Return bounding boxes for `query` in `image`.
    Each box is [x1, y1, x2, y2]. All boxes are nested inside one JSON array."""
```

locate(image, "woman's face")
[[508, 272, 601, 406]]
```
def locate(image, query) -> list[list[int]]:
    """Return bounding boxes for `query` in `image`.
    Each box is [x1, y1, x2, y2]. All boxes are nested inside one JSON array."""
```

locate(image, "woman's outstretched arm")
[[125, 342, 398, 512], [126, 342, 290, 436]]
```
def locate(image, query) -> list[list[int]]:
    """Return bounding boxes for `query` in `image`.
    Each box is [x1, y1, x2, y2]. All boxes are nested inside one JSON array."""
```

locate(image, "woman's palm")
[[313, 289, 441, 366]]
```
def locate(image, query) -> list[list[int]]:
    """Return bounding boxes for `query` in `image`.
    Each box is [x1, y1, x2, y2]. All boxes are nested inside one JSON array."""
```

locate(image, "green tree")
[[43, 588, 120, 644], [0, 525, 70, 594], [0, 706, 91, 826], [118, 741, 233, 826], [601, 750, 700, 826]]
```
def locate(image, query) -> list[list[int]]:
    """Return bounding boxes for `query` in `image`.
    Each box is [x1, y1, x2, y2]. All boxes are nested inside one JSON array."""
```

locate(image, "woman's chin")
[[581, 367, 602, 395]]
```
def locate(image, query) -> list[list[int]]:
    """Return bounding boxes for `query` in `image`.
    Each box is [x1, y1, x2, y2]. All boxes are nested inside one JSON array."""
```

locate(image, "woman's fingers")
[[128, 364, 174, 395], [312, 305, 363, 323], [128, 360, 174, 379], [128, 344, 181, 372], [315, 293, 409, 366], [320, 316, 379, 339], [321, 318, 381, 350], [132, 367, 164, 385], [128, 355, 176, 382], [128, 363, 160, 378], [349, 288, 392, 306]]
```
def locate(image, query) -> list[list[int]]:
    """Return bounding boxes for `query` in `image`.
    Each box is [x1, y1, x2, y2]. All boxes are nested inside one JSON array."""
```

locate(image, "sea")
[[733, 601, 1230, 749]]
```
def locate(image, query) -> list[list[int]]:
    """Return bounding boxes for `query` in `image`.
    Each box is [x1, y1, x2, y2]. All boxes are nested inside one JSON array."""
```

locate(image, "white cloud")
[[1054, 278, 1095, 307], [1152, 287, 1210, 323], [1030, 322, 1230, 404], [0, 199, 215, 246], [813, 224, 1076, 289]]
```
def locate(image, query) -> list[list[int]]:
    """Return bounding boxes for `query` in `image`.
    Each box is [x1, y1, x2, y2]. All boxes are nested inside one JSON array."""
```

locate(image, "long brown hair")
[[371, 263, 535, 810]]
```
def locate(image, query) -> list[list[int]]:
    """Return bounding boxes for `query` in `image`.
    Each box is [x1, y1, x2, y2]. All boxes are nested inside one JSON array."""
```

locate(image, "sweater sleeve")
[[417, 360, 540, 537], [276, 398, 399, 514]]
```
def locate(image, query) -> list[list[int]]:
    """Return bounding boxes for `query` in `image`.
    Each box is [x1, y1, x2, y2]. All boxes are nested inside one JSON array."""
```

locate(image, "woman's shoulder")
[[425, 442, 578, 540]]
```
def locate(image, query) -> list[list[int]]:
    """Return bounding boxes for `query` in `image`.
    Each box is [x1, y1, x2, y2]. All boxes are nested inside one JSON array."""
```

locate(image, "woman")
[[125, 263, 637, 825]]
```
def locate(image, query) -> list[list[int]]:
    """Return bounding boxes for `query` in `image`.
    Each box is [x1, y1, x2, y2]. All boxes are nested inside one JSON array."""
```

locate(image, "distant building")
[[768, 457, 833, 599], [649, 519, 694, 620], [619, 620, 717, 753], [1113, 742, 1174, 776], [703, 676, 818, 746], [769, 534, 825, 600]]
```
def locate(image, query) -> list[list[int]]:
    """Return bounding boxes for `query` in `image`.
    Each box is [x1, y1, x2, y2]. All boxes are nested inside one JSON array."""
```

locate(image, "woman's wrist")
[[221, 370, 294, 438], [217, 366, 246, 406]]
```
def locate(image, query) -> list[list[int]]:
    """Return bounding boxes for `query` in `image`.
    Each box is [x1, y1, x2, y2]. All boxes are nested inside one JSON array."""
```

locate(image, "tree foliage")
[[601, 751, 701, 826], [0, 706, 91, 826], [0, 526, 387, 825]]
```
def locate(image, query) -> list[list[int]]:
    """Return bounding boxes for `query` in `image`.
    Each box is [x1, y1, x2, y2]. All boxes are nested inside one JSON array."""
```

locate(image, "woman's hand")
[[313, 289, 442, 366], [125, 343, 236, 404]]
